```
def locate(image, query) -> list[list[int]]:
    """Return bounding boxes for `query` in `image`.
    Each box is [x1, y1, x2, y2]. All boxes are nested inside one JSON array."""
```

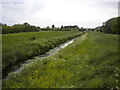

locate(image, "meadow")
[[2, 31, 84, 76], [3, 32, 119, 88]]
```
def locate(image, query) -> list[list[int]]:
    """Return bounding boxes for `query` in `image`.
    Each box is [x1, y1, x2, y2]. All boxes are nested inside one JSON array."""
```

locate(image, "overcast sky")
[[1, 0, 119, 28]]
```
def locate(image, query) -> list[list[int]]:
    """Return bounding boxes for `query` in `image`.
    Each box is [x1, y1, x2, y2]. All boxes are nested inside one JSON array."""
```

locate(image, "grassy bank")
[[3, 32, 119, 88], [2, 31, 84, 76]]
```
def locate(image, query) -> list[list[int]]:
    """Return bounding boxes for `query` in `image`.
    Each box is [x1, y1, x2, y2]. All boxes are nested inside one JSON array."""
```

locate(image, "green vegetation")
[[95, 17, 120, 34], [1, 22, 81, 34], [2, 31, 84, 76], [41, 25, 80, 31], [3, 32, 119, 88], [1, 23, 40, 34]]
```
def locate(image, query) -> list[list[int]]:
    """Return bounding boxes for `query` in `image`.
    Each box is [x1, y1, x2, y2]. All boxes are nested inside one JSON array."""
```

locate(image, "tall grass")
[[3, 32, 119, 88], [2, 31, 84, 76]]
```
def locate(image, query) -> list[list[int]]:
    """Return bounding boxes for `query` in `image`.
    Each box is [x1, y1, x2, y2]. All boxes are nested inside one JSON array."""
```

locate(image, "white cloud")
[[1, 0, 119, 28]]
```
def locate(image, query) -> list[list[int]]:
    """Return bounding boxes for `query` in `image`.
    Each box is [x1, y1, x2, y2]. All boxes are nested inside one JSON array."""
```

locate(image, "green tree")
[[23, 22, 30, 26], [101, 17, 120, 34], [52, 25, 55, 28]]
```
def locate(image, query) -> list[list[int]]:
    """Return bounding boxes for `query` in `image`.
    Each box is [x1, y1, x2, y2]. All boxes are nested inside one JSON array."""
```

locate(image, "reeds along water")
[[2, 31, 84, 79]]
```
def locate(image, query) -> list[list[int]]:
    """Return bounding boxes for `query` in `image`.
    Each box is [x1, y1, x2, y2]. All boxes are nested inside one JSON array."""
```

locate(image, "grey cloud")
[[90, 2, 118, 9], [2, 0, 25, 3], [1, 0, 119, 28], [2, 1, 44, 23], [118, 1, 120, 16], [2, 2, 44, 12]]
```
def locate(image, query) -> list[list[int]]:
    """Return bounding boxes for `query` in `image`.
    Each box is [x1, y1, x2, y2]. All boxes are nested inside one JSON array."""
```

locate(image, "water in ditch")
[[5, 38, 75, 79]]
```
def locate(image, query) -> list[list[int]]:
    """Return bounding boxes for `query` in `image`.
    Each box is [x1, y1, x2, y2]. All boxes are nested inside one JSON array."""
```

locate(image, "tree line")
[[95, 17, 120, 34], [1, 23, 40, 34], [0, 23, 81, 34]]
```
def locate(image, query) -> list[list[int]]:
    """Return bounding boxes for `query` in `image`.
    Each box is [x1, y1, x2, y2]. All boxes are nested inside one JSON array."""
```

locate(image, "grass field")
[[2, 31, 84, 75], [3, 32, 119, 88]]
